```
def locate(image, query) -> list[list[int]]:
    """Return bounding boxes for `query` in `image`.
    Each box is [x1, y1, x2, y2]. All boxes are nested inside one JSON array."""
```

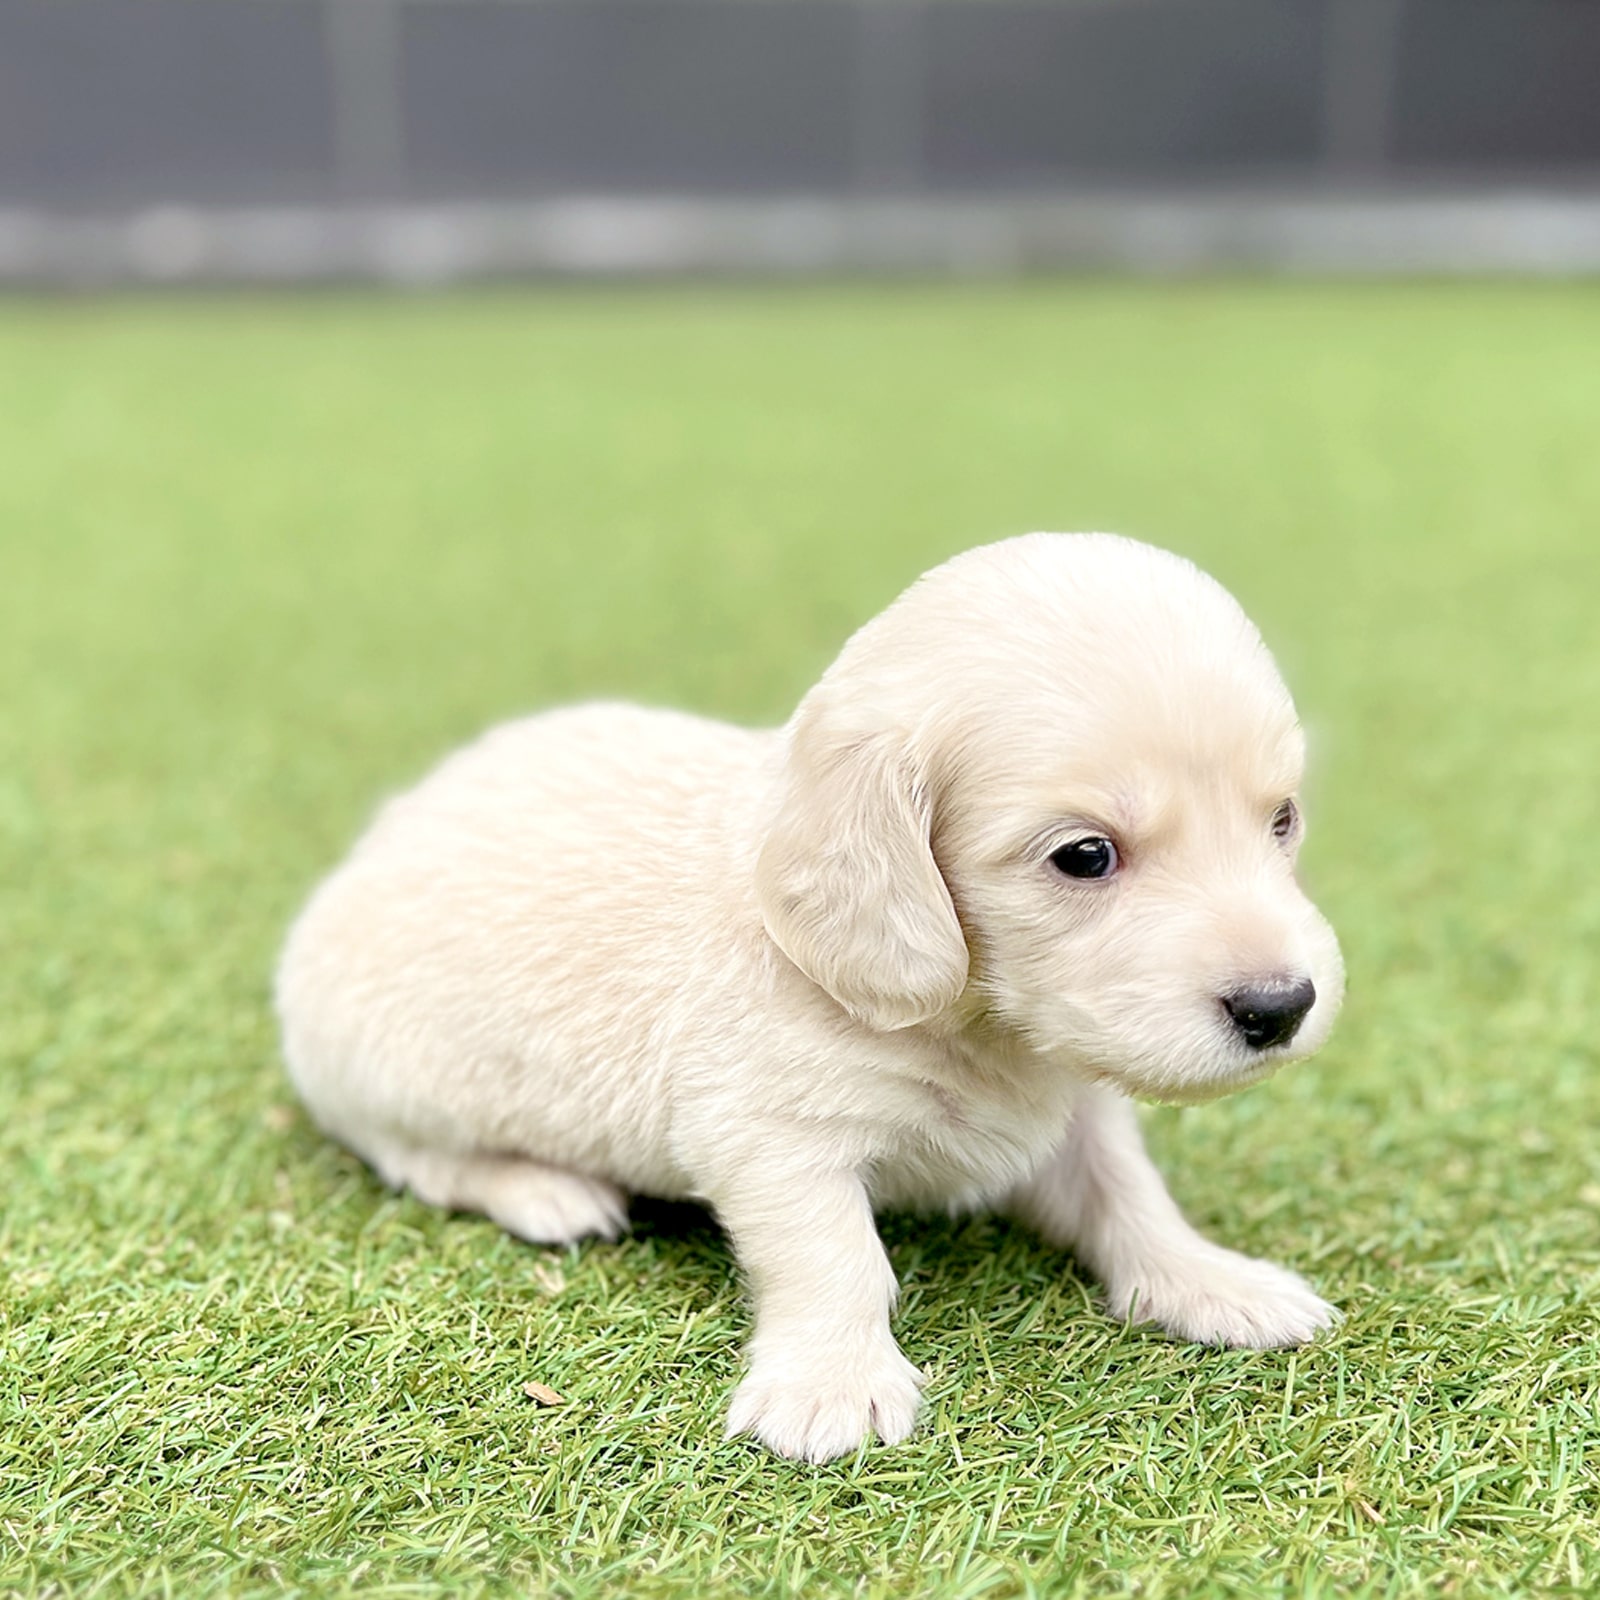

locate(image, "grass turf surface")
[[3, 283, 1600, 1599]]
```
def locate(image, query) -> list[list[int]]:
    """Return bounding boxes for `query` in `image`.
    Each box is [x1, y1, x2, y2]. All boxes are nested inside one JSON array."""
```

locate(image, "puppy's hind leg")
[[368, 1140, 629, 1246], [1007, 1088, 1335, 1349]]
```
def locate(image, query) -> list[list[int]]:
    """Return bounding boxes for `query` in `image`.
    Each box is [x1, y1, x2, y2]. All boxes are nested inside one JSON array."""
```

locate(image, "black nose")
[[1222, 978, 1316, 1051]]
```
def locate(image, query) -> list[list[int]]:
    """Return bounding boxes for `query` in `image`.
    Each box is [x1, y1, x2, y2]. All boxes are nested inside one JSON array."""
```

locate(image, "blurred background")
[[3, 0, 1600, 283]]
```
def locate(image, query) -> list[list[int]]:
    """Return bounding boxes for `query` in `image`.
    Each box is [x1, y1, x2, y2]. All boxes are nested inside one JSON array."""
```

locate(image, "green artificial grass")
[[3, 282, 1600, 1599]]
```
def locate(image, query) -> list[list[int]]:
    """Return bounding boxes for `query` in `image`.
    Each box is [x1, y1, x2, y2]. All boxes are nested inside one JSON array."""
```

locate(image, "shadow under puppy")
[[277, 533, 1345, 1463]]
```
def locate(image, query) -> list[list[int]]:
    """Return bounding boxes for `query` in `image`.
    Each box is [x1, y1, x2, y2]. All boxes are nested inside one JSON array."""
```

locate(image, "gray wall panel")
[[1391, 0, 1600, 171], [922, 0, 1326, 186], [3, 0, 1600, 215], [402, 0, 857, 195], [0, 0, 335, 206]]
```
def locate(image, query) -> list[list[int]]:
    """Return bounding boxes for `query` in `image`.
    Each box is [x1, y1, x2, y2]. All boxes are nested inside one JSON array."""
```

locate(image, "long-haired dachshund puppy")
[[278, 533, 1344, 1462]]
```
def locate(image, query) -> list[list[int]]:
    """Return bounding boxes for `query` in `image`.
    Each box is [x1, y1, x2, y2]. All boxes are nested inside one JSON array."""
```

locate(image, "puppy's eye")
[[1272, 800, 1300, 841], [1049, 837, 1119, 880]]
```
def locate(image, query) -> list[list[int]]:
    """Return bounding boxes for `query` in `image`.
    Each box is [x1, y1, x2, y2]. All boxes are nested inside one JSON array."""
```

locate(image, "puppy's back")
[[276, 703, 777, 1193]]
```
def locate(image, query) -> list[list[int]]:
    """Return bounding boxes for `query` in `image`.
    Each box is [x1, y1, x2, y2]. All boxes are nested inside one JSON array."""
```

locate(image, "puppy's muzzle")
[[1222, 978, 1316, 1051]]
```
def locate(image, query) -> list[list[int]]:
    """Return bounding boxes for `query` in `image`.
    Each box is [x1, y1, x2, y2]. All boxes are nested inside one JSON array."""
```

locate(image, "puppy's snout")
[[1221, 978, 1316, 1051]]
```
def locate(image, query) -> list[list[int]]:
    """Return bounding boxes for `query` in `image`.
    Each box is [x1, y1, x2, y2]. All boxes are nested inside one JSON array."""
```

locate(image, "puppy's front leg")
[[1009, 1088, 1336, 1348], [716, 1163, 925, 1463]]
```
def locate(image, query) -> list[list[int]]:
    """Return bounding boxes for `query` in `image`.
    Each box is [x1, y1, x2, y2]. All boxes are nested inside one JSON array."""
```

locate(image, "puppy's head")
[[757, 533, 1343, 1103]]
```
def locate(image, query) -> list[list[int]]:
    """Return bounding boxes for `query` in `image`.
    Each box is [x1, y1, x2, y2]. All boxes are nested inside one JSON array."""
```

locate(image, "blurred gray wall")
[[3, 0, 1599, 281]]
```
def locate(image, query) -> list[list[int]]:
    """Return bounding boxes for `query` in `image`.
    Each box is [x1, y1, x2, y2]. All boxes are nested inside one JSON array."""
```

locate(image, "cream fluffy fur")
[[277, 533, 1345, 1463]]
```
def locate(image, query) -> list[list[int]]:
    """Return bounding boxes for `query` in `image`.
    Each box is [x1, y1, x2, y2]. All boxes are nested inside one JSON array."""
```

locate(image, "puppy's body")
[[282, 707, 1064, 1212], [279, 534, 1345, 1462]]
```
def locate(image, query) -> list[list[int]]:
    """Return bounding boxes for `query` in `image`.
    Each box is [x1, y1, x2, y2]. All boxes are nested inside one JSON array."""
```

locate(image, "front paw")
[[726, 1340, 926, 1463], [1108, 1247, 1337, 1349]]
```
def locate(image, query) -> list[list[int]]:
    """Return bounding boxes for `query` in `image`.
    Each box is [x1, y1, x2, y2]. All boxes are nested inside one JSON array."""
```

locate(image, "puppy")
[[277, 533, 1344, 1463]]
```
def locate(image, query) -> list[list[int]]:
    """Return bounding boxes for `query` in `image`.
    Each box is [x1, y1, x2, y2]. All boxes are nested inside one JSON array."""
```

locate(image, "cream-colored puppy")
[[277, 533, 1344, 1463]]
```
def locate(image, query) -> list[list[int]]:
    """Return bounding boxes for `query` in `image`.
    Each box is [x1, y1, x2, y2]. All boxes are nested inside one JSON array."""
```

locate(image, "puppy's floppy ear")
[[756, 708, 968, 1031]]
